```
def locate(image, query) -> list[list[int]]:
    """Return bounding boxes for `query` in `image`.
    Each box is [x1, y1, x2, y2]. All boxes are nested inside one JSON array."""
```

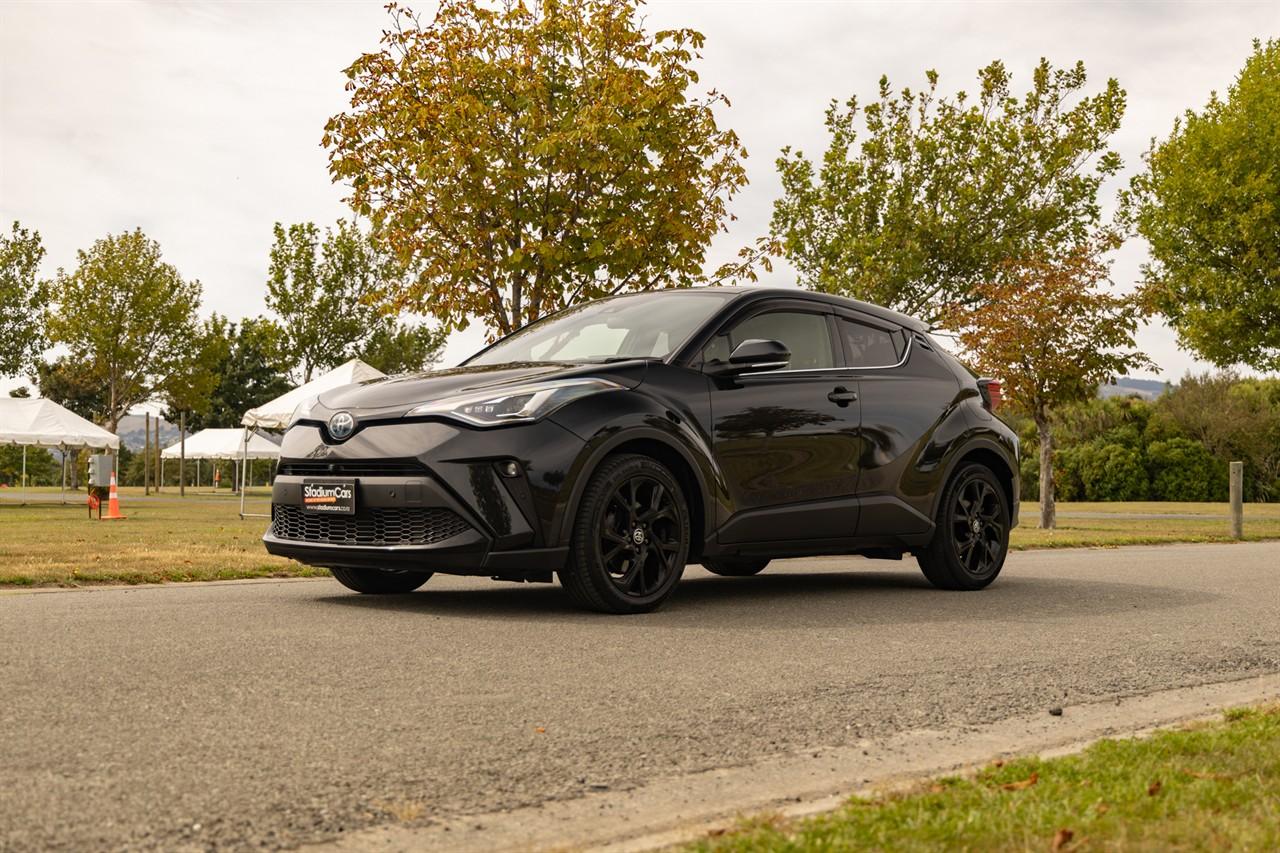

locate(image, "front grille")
[[278, 458, 428, 478], [271, 505, 471, 547]]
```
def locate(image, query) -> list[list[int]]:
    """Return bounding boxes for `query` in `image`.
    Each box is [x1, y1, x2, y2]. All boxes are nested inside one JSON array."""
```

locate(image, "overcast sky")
[[2, 0, 1275, 396]]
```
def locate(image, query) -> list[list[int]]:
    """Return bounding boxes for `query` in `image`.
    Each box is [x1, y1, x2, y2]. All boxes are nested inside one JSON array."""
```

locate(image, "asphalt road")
[[3, 542, 1279, 851]]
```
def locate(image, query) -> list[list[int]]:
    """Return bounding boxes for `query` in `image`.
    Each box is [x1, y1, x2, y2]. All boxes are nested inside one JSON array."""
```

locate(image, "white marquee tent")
[[236, 358, 386, 518], [241, 358, 385, 430], [162, 428, 280, 494], [0, 397, 120, 503], [161, 428, 280, 461]]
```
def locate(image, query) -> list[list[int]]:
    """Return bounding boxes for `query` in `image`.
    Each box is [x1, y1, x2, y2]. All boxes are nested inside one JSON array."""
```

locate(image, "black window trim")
[[834, 309, 913, 371], [692, 300, 848, 377]]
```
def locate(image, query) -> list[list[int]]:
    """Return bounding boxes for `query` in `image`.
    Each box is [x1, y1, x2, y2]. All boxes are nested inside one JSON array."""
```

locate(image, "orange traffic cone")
[[102, 471, 127, 520]]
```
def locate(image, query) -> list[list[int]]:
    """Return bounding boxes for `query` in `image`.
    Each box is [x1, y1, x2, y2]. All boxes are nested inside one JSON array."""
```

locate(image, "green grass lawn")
[[1, 487, 1278, 586], [693, 706, 1280, 852]]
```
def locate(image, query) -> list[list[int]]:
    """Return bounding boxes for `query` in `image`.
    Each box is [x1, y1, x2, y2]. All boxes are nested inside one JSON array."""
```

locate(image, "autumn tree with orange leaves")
[[946, 239, 1151, 529], [324, 0, 751, 338]]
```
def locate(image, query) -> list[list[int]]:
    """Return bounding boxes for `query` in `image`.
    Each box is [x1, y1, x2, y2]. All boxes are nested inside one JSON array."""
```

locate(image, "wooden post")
[[179, 411, 186, 498], [1229, 461, 1244, 540], [155, 416, 162, 493], [144, 412, 151, 495]]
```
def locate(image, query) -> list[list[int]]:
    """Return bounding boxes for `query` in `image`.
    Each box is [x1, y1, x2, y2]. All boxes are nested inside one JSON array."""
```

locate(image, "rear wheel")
[[330, 567, 433, 594], [559, 454, 690, 614], [701, 558, 770, 577], [917, 464, 1009, 590]]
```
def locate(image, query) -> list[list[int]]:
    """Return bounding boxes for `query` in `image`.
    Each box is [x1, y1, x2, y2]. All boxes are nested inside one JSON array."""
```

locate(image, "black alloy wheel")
[[561, 454, 690, 613], [917, 463, 1009, 590]]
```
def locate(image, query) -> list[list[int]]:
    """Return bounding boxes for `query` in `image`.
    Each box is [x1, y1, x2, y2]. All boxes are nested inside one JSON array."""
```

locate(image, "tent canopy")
[[241, 358, 386, 430], [162, 428, 280, 460], [0, 398, 120, 450]]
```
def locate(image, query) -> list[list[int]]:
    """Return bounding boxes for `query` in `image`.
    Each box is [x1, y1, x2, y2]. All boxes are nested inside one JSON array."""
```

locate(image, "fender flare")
[[554, 424, 715, 547], [928, 434, 1019, 521]]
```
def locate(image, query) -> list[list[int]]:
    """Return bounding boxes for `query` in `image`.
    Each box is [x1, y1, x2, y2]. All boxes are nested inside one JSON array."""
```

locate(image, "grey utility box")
[[88, 454, 114, 488]]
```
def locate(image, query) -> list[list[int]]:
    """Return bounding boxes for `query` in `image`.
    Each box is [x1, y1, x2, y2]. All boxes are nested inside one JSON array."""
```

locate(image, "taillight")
[[977, 378, 1002, 411]]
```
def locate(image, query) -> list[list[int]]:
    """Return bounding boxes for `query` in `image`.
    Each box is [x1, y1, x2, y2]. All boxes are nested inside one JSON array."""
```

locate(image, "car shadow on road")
[[314, 564, 1217, 629]]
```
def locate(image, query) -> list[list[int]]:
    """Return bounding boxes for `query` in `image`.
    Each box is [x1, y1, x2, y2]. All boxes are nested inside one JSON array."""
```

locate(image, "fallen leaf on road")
[[1147, 780, 1162, 796], [534, 727, 546, 734], [1050, 828, 1074, 851], [1003, 771, 1039, 791]]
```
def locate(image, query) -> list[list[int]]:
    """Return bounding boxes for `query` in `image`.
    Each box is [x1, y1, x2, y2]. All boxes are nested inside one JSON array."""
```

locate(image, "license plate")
[[301, 480, 356, 515]]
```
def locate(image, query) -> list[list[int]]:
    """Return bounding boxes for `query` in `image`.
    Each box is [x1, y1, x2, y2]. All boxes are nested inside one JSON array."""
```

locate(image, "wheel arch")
[[556, 428, 711, 560], [933, 437, 1019, 527]]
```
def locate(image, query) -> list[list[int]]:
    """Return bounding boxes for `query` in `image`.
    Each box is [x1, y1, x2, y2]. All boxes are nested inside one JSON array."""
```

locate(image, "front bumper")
[[263, 419, 583, 578]]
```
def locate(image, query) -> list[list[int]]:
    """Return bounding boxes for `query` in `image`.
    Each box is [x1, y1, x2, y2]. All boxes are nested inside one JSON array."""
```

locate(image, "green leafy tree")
[[1124, 40, 1280, 370], [46, 229, 203, 433], [0, 445, 58, 487], [1147, 438, 1227, 502], [773, 60, 1124, 322], [945, 239, 1152, 527], [175, 316, 293, 431], [31, 356, 109, 423], [1, 221, 49, 377], [266, 220, 403, 382], [357, 322, 447, 376], [323, 0, 749, 337]]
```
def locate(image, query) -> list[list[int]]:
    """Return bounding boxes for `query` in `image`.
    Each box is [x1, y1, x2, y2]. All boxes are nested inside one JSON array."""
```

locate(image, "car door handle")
[[828, 386, 858, 405]]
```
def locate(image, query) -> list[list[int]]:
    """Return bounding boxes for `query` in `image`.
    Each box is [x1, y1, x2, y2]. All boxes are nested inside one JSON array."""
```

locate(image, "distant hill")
[[1098, 377, 1171, 401], [117, 415, 183, 451]]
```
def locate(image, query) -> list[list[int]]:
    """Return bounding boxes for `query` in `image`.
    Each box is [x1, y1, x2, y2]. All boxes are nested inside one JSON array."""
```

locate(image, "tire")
[[917, 463, 1010, 591], [559, 454, 690, 614], [330, 567, 433, 594], [701, 558, 770, 577]]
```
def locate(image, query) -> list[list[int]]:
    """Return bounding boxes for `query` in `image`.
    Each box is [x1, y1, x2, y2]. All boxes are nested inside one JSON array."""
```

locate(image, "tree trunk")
[[1036, 414, 1055, 530]]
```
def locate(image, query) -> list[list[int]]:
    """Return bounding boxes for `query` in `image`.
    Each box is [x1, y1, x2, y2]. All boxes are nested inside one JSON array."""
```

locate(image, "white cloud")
[[2, 0, 1274, 391]]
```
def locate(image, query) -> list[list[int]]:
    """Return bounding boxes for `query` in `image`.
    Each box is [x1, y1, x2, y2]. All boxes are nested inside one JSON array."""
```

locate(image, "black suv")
[[265, 287, 1019, 613]]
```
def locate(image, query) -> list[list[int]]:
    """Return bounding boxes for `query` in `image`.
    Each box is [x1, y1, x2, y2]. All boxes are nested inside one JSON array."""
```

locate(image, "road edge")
[[314, 673, 1280, 853]]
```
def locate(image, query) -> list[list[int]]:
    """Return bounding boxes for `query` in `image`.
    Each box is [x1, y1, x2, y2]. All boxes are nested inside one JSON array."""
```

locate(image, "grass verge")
[[693, 705, 1280, 851], [1, 488, 1278, 586]]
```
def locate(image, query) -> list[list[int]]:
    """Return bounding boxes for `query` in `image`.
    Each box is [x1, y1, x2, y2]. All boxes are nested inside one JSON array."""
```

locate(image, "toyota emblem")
[[328, 411, 356, 441]]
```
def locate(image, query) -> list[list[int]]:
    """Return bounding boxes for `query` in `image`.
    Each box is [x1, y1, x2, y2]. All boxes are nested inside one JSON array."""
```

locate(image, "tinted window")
[[468, 290, 732, 365], [840, 319, 905, 367], [704, 310, 835, 371]]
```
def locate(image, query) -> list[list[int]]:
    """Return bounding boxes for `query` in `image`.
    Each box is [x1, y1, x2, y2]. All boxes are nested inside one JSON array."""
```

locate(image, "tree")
[[945, 239, 1151, 528], [266, 220, 399, 382], [1124, 40, 1280, 370], [357, 322, 447, 375], [323, 0, 748, 337], [46, 229, 203, 433], [175, 315, 293, 432], [0, 221, 49, 378], [31, 356, 109, 423], [772, 60, 1125, 322]]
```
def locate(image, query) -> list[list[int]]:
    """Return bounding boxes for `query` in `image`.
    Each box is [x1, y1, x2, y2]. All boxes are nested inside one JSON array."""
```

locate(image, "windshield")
[[466, 290, 733, 366]]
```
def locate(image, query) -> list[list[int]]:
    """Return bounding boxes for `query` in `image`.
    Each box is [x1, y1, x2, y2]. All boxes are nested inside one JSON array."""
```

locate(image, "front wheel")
[[330, 567, 433, 594], [916, 464, 1009, 590], [559, 454, 690, 614]]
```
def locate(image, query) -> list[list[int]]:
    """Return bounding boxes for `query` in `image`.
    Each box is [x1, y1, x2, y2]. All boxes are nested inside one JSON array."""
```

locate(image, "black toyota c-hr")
[[264, 287, 1019, 613]]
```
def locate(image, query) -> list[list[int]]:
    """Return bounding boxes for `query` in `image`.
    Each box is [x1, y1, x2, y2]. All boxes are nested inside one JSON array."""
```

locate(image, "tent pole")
[[239, 427, 248, 519], [21, 446, 27, 506], [144, 412, 151, 496], [61, 446, 67, 505]]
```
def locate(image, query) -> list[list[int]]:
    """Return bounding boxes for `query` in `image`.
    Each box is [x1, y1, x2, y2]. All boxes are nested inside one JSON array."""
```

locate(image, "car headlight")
[[407, 378, 624, 427], [287, 396, 320, 429]]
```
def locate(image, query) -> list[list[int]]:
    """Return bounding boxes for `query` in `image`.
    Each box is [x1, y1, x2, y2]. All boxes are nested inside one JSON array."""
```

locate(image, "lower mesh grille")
[[271, 505, 471, 547]]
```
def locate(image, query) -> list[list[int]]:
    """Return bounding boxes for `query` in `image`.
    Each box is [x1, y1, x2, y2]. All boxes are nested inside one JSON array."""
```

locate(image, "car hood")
[[315, 361, 645, 416]]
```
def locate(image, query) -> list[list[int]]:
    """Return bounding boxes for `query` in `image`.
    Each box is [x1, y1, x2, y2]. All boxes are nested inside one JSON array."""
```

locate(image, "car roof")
[[682, 286, 931, 332]]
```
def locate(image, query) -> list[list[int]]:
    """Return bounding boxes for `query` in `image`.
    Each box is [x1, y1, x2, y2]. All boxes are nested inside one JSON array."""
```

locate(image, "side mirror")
[[706, 339, 790, 376]]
